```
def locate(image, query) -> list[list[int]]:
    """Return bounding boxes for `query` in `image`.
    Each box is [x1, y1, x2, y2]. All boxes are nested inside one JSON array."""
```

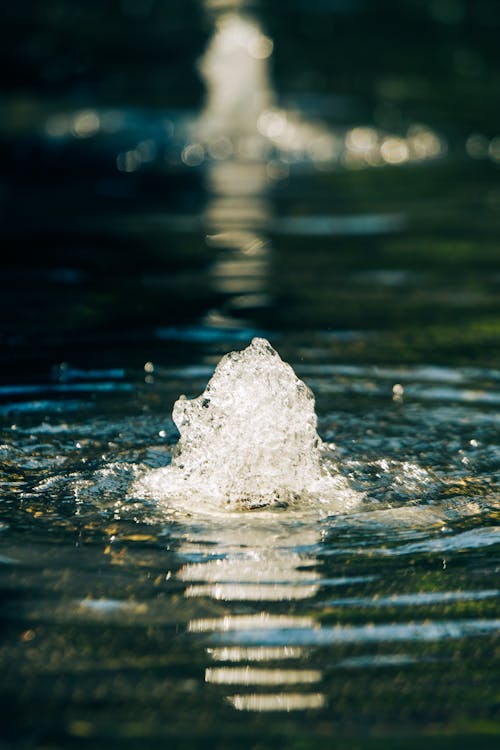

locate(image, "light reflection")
[[185, 582, 319, 601], [193, 8, 447, 172], [72, 110, 100, 139], [380, 137, 410, 165], [191, 2, 444, 320], [193, 0, 445, 318], [181, 517, 323, 711], [45, 113, 72, 138], [488, 136, 500, 163], [211, 618, 500, 647], [346, 126, 378, 153], [205, 667, 321, 685], [407, 124, 443, 159], [227, 693, 326, 712], [196, 10, 271, 322], [188, 613, 315, 633], [342, 123, 444, 168], [320, 589, 499, 609], [116, 150, 142, 173], [337, 654, 417, 669], [466, 133, 489, 159], [78, 598, 147, 615], [136, 139, 158, 162], [179, 550, 319, 582], [178, 522, 321, 602], [176, 3, 449, 711], [207, 646, 304, 662], [198, 14, 274, 140], [181, 143, 205, 167]]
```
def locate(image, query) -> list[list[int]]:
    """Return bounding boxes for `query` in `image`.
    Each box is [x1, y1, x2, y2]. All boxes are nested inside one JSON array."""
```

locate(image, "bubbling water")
[[134, 338, 360, 513]]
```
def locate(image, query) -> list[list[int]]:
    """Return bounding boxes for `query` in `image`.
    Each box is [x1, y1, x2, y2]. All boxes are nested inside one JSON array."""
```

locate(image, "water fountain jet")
[[135, 338, 360, 514]]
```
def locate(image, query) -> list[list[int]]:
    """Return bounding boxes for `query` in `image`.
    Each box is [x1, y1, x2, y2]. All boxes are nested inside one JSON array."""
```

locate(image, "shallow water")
[[2, 1, 500, 748], [1, 340, 499, 749]]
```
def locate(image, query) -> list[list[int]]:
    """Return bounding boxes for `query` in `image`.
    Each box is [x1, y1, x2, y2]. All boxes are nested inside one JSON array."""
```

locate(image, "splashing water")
[[197, 14, 274, 139], [134, 338, 359, 513]]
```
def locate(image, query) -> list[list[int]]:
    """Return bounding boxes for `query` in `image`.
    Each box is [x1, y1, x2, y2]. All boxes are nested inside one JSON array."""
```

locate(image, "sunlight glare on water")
[[1, 340, 499, 734]]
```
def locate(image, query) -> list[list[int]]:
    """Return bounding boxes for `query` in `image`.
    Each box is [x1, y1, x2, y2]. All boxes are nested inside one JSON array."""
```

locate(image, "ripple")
[[320, 589, 499, 608], [205, 666, 321, 685], [0, 399, 91, 415], [207, 647, 304, 662], [389, 526, 500, 554], [185, 582, 320, 601], [227, 692, 326, 712], [270, 213, 405, 236], [155, 324, 264, 344], [405, 385, 500, 405], [0, 382, 133, 397], [189, 613, 315, 633], [78, 598, 147, 615], [337, 654, 417, 669], [212, 618, 500, 647]]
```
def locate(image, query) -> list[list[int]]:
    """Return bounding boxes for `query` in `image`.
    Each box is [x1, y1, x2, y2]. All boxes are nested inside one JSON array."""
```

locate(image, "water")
[[135, 337, 359, 512], [2, 1, 500, 748], [1, 340, 499, 748]]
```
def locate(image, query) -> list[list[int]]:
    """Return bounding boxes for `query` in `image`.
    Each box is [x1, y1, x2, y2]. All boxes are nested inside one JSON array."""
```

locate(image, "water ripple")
[[212, 618, 500, 647]]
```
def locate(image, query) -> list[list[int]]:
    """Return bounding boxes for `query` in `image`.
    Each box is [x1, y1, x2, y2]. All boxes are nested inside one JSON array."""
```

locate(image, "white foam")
[[134, 338, 360, 514]]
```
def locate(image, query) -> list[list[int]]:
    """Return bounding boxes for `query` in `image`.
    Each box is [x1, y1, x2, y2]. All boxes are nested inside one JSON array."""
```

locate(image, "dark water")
[[1, 1, 500, 748]]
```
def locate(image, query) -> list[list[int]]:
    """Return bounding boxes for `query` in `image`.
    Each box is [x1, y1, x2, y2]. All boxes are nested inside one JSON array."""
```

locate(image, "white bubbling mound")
[[134, 338, 360, 513]]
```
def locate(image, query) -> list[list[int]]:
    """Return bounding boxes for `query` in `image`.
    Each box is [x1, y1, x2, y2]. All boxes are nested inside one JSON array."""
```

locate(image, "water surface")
[[1, 344, 499, 749], [1, 1, 500, 748]]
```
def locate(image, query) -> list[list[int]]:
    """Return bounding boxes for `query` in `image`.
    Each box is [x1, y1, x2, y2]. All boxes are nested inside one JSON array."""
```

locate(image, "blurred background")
[[2, 0, 500, 382]]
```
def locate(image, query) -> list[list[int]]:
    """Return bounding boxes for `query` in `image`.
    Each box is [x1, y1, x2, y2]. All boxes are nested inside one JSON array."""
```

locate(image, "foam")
[[134, 338, 360, 514]]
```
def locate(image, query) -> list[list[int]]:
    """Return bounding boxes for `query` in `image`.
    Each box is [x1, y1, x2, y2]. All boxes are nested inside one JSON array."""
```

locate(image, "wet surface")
[[1, 348, 499, 749], [1, 1, 500, 748]]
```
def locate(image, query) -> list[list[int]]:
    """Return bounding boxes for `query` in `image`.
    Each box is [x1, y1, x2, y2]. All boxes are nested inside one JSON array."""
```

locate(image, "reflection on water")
[[180, 520, 325, 710], [205, 667, 322, 685], [197, 13, 274, 139], [228, 692, 327, 712], [196, 8, 274, 320], [0, 350, 499, 740], [182, 2, 448, 327], [194, 4, 446, 173], [3, 0, 499, 375], [207, 646, 304, 661], [174, 495, 500, 712]]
